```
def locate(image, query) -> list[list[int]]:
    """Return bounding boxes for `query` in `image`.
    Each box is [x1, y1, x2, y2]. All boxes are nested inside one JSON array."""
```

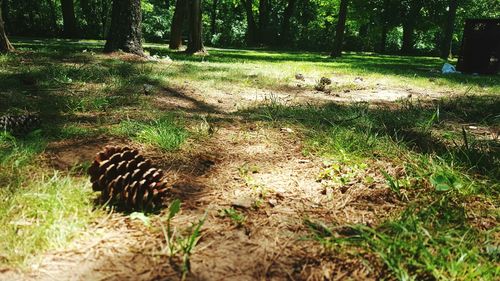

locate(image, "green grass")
[[241, 97, 498, 280], [0, 38, 498, 277], [0, 132, 99, 267], [307, 195, 499, 280], [115, 114, 188, 151], [0, 173, 98, 267]]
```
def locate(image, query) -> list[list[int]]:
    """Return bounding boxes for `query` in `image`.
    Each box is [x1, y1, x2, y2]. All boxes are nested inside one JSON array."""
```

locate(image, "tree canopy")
[[1, 0, 498, 55]]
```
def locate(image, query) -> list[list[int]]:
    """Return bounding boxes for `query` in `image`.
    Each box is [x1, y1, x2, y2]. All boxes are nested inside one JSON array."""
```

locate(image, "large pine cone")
[[88, 146, 169, 211], [0, 114, 40, 135]]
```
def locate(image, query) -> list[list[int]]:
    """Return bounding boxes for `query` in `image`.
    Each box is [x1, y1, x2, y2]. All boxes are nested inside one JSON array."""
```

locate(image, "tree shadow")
[[233, 95, 499, 181]]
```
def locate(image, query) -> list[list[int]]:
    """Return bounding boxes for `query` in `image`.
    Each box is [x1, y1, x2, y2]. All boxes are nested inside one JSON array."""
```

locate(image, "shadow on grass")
[[233, 95, 499, 182], [10, 37, 500, 89]]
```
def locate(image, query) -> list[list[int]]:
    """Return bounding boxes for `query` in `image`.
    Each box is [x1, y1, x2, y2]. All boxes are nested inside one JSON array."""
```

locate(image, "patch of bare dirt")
[[44, 137, 131, 171]]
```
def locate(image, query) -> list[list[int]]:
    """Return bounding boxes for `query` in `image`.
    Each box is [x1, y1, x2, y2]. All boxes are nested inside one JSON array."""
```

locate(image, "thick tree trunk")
[[258, 0, 270, 44], [104, 0, 143, 55], [210, 0, 218, 35], [440, 0, 458, 59], [0, 1, 14, 53], [242, 0, 257, 45], [170, 0, 188, 49], [186, 0, 205, 53], [61, 0, 78, 38], [280, 0, 296, 44], [331, 0, 349, 57]]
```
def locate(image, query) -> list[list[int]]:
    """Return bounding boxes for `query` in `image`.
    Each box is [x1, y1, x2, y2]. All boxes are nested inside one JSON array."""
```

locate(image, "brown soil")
[[0, 83, 459, 281]]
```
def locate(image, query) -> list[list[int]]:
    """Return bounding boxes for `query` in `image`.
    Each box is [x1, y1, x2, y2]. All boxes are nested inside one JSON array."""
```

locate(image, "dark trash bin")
[[457, 19, 500, 75]]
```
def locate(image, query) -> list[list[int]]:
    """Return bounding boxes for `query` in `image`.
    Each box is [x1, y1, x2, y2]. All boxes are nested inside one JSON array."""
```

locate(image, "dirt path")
[[1, 84, 424, 281]]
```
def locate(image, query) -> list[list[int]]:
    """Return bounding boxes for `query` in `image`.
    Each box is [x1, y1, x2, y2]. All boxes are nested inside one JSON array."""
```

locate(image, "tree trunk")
[[401, 0, 422, 54], [401, 21, 415, 54], [186, 0, 205, 53], [210, 0, 218, 35], [440, 0, 458, 59], [170, 0, 188, 49], [0, 1, 14, 53], [258, 0, 270, 44], [242, 0, 257, 45], [101, 0, 112, 38], [331, 0, 349, 57], [104, 0, 143, 55], [380, 24, 388, 53], [61, 0, 78, 38], [280, 0, 296, 44], [1, 0, 8, 32], [48, 0, 58, 35], [165, 0, 170, 10]]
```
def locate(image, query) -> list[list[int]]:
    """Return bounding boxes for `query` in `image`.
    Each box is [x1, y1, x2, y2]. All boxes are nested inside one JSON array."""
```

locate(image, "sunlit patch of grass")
[[0, 172, 99, 267], [115, 114, 188, 151], [0, 130, 99, 267], [0, 131, 47, 188]]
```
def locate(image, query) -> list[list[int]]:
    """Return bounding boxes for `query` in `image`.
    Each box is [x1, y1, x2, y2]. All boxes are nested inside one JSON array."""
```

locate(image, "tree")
[[186, 0, 205, 53], [258, 0, 270, 44], [280, 0, 297, 43], [331, 0, 349, 57], [210, 0, 218, 36], [440, 0, 458, 59], [241, 0, 257, 45], [61, 0, 78, 38], [0, 0, 14, 53], [401, 0, 423, 54], [170, 0, 188, 49], [104, 0, 144, 55]]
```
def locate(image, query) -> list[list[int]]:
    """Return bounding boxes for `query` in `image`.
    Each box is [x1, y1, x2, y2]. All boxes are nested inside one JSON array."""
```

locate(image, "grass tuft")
[[115, 114, 188, 151]]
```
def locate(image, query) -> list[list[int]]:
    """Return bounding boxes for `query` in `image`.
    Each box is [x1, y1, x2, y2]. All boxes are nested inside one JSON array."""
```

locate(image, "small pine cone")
[[0, 114, 40, 135], [320, 77, 332, 85], [88, 146, 169, 211]]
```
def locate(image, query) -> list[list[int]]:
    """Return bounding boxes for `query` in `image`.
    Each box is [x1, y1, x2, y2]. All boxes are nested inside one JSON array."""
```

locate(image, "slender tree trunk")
[[280, 0, 296, 44], [242, 0, 257, 45], [331, 0, 349, 57], [440, 0, 458, 59], [380, 24, 388, 53], [186, 0, 205, 53], [61, 0, 78, 38], [101, 0, 112, 38], [210, 0, 218, 35], [258, 0, 270, 44], [0, 1, 14, 53], [1, 0, 8, 32], [48, 0, 58, 35], [401, 21, 415, 54], [401, 0, 422, 54], [170, 0, 188, 49], [104, 0, 144, 55]]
